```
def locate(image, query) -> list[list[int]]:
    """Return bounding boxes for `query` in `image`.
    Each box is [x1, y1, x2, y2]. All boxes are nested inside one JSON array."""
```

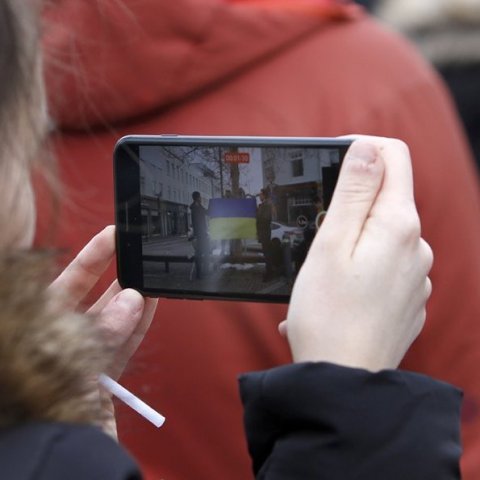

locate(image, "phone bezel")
[[114, 135, 352, 302]]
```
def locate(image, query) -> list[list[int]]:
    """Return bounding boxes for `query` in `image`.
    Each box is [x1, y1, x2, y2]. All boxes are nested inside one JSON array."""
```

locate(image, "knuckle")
[[421, 240, 434, 273], [425, 277, 433, 300], [403, 212, 421, 239], [388, 206, 421, 241]]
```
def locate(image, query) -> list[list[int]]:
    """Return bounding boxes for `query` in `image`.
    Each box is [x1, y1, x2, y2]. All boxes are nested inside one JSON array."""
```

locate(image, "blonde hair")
[[0, 1, 109, 428]]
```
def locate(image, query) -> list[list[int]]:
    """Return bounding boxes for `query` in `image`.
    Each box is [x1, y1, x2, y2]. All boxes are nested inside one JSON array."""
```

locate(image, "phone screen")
[[114, 136, 352, 302]]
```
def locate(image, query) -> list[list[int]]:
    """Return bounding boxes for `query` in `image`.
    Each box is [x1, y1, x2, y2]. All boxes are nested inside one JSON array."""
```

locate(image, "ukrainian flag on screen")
[[208, 198, 257, 240]]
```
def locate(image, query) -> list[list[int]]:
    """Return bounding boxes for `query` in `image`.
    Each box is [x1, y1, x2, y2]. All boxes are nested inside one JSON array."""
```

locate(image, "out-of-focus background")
[[362, 0, 480, 172]]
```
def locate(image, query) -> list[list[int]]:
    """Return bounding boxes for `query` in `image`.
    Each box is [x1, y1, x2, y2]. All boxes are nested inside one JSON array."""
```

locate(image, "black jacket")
[[239, 362, 462, 479], [0, 363, 462, 479], [0, 422, 141, 480]]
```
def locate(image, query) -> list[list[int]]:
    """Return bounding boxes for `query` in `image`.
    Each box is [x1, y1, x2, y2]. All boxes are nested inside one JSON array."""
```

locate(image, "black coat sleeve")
[[239, 362, 462, 480]]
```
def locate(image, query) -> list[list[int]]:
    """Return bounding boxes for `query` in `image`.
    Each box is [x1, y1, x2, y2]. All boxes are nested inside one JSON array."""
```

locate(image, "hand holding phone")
[[48, 226, 158, 436], [285, 138, 433, 371]]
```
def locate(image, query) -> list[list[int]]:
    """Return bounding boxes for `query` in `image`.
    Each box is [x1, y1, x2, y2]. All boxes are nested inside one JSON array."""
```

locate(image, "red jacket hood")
[[42, 0, 359, 130]]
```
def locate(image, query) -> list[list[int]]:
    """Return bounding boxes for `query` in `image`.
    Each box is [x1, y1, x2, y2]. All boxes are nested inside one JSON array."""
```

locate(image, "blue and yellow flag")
[[208, 198, 257, 240]]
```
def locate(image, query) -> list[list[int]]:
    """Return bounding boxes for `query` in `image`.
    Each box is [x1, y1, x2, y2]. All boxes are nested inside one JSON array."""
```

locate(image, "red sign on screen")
[[224, 152, 250, 164]]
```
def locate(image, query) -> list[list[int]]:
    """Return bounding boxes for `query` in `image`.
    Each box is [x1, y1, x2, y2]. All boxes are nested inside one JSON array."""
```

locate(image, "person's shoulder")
[[0, 422, 141, 480], [303, 13, 436, 83]]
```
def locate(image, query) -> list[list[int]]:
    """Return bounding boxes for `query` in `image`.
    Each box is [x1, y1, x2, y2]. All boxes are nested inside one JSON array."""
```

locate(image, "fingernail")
[[115, 289, 143, 314], [346, 141, 378, 168]]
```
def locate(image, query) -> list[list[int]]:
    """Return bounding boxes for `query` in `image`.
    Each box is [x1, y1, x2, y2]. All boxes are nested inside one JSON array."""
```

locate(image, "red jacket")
[[41, 1, 480, 478]]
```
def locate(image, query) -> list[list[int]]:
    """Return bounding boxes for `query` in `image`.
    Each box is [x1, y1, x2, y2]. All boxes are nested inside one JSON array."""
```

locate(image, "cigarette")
[[99, 374, 165, 428]]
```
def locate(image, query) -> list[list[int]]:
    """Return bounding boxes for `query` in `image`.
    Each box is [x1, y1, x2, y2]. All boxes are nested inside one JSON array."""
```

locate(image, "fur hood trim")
[[0, 252, 108, 428]]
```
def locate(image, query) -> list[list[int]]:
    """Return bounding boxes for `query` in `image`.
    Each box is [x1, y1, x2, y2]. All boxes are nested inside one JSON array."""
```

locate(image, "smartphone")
[[114, 135, 352, 302]]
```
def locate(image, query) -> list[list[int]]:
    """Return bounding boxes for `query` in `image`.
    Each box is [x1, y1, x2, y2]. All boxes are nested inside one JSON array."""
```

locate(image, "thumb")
[[319, 140, 384, 254]]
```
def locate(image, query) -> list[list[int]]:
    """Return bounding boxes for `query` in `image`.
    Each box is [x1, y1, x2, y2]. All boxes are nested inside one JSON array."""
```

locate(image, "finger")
[[48, 226, 115, 310], [419, 238, 434, 277], [121, 297, 158, 357], [319, 140, 385, 254], [108, 296, 158, 379], [339, 136, 415, 205], [425, 276, 433, 300], [412, 304, 428, 342], [88, 280, 122, 316], [372, 139, 415, 207], [99, 288, 145, 351]]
